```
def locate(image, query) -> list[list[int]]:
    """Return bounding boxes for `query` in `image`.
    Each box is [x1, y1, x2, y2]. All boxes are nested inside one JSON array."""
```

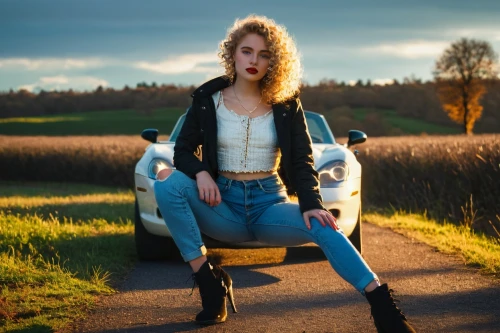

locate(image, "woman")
[[154, 15, 416, 332]]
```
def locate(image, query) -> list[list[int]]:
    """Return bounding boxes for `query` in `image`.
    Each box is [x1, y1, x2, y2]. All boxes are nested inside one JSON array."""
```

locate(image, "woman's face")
[[233, 33, 271, 82]]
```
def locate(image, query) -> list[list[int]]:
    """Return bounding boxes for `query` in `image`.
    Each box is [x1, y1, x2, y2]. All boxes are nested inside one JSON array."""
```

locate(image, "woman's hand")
[[302, 209, 339, 231], [195, 171, 221, 207]]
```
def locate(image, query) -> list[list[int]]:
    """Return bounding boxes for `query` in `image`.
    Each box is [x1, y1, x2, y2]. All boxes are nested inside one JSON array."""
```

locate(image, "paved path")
[[73, 223, 500, 333]]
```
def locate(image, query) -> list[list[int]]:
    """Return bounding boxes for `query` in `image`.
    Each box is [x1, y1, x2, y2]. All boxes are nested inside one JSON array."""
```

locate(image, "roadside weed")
[[0, 184, 135, 332], [365, 210, 500, 276]]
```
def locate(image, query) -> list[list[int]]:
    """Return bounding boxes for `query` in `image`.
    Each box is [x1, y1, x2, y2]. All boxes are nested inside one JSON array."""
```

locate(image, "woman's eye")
[[242, 50, 251, 55], [261, 54, 271, 59]]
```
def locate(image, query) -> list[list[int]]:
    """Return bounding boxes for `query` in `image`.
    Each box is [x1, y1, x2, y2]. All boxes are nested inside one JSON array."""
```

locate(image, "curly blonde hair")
[[218, 15, 303, 104]]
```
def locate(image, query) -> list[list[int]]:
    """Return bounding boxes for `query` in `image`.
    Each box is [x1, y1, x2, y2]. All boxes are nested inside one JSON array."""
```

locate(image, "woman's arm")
[[289, 99, 338, 229], [289, 98, 325, 213], [173, 103, 206, 179], [172, 101, 221, 206]]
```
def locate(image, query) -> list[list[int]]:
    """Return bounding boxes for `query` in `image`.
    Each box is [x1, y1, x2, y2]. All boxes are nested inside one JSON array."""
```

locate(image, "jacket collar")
[[191, 76, 231, 98], [191, 75, 297, 111]]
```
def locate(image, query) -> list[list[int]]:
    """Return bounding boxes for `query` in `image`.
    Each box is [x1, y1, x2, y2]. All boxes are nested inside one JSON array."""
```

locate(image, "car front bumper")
[[320, 177, 361, 236], [135, 173, 173, 237]]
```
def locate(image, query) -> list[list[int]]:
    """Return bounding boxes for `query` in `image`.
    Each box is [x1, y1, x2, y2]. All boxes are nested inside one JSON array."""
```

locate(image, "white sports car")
[[134, 110, 367, 260]]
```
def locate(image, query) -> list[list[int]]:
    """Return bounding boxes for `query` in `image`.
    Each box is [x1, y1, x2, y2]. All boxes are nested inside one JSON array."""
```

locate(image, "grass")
[[0, 182, 135, 223], [0, 182, 136, 332], [351, 108, 461, 134], [1, 180, 499, 332], [0, 107, 185, 136], [0, 106, 463, 137], [365, 209, 500, 276]]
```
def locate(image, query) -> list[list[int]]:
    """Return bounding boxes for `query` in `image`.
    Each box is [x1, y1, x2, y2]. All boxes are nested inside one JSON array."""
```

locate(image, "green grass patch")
[[0, 107, 185, 136], [365, 210, 500, 276], [0, 182, 136, 332], [0, 182, 135, 223], [0, 181, 133, 197], [352, 108, 460, 134]]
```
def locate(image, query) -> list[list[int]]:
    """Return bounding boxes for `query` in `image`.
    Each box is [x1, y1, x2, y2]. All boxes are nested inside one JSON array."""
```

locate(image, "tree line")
[[1, 78, 499, 133], [0, 38, 498, 135]]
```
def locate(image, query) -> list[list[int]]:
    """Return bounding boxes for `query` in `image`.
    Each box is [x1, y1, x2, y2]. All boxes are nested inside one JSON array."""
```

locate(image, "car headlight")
[[317, 161, 349, 187], [148, 158, 174, 179]]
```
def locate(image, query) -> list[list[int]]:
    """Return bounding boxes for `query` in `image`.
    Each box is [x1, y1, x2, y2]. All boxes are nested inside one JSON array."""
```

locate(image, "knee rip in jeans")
[[156, 169, 174, 182]]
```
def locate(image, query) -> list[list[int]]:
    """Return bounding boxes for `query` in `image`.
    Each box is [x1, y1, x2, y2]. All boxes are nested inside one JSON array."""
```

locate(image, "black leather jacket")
[[173, 76, 324, 213]]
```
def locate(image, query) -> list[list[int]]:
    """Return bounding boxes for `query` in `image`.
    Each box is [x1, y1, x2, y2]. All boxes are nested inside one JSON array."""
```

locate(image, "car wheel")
[[134, 198, 181, 261], [348, 209, 362, 254]]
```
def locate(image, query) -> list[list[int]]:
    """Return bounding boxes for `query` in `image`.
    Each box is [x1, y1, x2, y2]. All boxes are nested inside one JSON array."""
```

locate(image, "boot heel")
[[227, 284, 238, 313]]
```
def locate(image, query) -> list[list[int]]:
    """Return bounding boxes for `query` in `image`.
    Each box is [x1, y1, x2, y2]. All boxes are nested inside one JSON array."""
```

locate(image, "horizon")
[[1, 0, 499, 93], [0, 76, 444, 94]]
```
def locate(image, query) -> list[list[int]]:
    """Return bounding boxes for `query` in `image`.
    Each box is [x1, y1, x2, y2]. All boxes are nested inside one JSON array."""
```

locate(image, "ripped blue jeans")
[[154, 170, 377, 293]]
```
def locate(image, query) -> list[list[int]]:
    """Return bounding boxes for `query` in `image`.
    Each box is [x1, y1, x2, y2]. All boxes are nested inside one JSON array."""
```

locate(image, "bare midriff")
[[219, 171, 276, 181]]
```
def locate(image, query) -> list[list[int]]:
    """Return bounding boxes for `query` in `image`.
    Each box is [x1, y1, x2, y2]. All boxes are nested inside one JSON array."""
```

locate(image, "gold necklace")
[[232, 85, 262, 114]]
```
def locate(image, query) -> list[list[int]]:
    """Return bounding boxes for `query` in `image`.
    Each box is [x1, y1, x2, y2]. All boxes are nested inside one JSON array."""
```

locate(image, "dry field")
[[1, 133, 498, 235], [0, 135, 166, 187], [354, 134, 499, 235]]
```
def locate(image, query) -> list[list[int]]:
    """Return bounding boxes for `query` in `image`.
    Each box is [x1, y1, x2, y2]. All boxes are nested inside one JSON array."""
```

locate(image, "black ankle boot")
[[365, 284, 416, 333], [192, 260, 237, 325]]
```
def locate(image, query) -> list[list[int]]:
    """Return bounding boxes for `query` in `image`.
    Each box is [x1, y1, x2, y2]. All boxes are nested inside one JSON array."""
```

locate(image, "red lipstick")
[[246, 67, 258, 74]]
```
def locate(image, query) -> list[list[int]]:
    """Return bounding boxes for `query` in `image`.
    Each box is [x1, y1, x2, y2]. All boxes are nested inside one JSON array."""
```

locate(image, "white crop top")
[[213, 91, 281, 173]]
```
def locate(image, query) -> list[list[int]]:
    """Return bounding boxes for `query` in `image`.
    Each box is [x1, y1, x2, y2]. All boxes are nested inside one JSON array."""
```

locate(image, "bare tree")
[[434, 38, 498, 134]]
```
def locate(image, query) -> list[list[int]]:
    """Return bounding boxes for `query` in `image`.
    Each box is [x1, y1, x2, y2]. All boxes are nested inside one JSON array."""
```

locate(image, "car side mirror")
[[141, 129, 159, 143], [347, 130, 367, 148]]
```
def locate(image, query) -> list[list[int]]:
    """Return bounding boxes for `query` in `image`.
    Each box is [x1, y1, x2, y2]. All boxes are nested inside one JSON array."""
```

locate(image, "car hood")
[[312, 144, 352, 168], [150, 141, 175, 160]]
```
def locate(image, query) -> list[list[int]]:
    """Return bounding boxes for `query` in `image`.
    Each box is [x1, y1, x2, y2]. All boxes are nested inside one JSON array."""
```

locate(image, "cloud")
[[0, 54, 223, 77], [445, 27, 500, 41], [348, 78, 394, 86], [135, 53, 220, 74], [39, 75, 70, 84], [361, 40, 449, 59], [372, 78, 395, 85], [0, 57, 105, 71], [18, 75, 109, 92]]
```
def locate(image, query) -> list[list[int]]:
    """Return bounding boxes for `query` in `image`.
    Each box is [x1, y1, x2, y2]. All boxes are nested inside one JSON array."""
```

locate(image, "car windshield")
[[168, 110, 335, 144], [304, 111, 335, 144], [168, 114, 186, 142]]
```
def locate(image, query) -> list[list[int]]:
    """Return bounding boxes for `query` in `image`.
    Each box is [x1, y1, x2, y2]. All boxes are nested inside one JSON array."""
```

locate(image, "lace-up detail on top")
[[385, 288, 407, 320], [213, 91, 281, 173]]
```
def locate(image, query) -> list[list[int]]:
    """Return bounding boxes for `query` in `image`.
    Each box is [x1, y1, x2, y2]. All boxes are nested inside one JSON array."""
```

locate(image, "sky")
[[1, 0, 499, 92]]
